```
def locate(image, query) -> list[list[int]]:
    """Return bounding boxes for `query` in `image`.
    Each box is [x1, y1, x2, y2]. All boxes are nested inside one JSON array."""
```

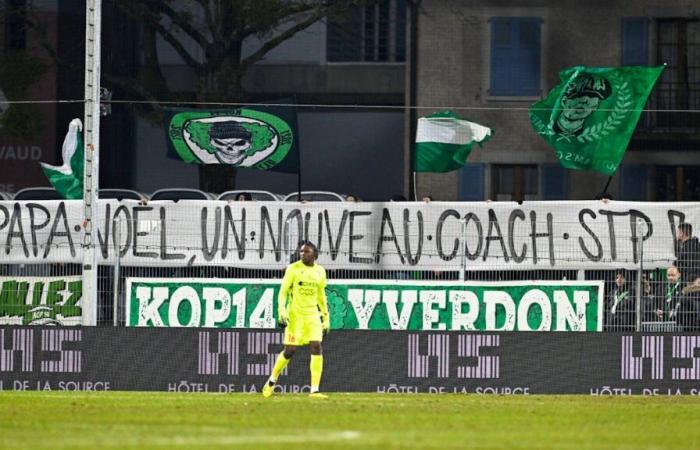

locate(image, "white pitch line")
[[22, 431, 363, 448]]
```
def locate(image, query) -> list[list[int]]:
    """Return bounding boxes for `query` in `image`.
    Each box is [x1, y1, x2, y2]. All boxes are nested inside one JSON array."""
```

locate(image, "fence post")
[[460, 217, 467, 281], [285, 216, 294, 263], [112, 218, 121, 327], [635, 217, 644, 332], [80, 0, 102, 326]]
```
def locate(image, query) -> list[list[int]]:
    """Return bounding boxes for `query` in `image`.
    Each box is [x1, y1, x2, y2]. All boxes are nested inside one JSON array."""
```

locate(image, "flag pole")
[[296, 135, 301, 200], [601, 175, 613, 195], [413, 171, 418, 201], [407, 0, 419, 201]]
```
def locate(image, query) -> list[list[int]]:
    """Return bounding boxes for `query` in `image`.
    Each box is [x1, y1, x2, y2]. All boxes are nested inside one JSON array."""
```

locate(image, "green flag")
[[166, 105, 299, 173], [40, 119, 84, 199], [530, 66, 664, 175], [415, 111, 492, 173]]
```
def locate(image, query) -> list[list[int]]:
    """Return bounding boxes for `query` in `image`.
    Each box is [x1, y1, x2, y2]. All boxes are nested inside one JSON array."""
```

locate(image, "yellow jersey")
[[278, 260, 329, 321]]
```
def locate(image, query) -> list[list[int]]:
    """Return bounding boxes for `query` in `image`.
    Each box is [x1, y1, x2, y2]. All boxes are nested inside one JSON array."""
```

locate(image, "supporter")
[[641, 274, 663, 322], [345, 194, 361, 202], [679, 276, 700, 331], [422, 195, 433, 202], [604, 270, 635, 331], [658, 266, 683, 322], [236, 192, 252, 201], [674, 222, 700, 283]]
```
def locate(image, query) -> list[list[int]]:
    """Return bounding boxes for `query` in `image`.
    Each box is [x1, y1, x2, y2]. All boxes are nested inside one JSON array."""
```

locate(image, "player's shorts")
[[284, 311, 323, 346]]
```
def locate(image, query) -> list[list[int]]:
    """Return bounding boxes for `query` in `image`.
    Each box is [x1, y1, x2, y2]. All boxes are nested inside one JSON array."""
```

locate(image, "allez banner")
[[0, 199, 696, 270], [126, 279, 603, 332], [0, 276, 82, 326], [2, 327, 700, 395]]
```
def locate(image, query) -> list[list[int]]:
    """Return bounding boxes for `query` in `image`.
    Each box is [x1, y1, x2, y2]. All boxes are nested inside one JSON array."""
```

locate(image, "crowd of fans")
[[604, 222, 700, 331]]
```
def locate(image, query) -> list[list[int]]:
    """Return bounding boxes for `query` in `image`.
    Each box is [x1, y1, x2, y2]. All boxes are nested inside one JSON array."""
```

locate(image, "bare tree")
[[113, 0, 372, 192], [16, 0, 374, 192]]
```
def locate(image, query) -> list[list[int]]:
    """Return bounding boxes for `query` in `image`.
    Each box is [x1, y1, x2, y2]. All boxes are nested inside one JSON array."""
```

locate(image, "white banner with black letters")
[[0, 200, 696, 270]]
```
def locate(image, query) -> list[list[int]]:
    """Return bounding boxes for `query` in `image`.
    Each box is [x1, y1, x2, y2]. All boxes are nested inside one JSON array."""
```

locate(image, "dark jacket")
[[642, 284, 663, 322], [679, 283, 700, 331], [605, 284, 635, 331], [663, 281, 684, 322], [676, 237, 700, 282]]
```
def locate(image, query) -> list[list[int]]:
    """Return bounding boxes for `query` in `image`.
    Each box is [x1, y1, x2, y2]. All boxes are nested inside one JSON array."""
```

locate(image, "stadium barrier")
[[0, 199, 699, 330], [1, 327, 699, 395]]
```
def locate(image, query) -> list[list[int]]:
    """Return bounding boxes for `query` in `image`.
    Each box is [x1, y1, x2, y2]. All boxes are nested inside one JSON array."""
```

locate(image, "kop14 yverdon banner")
[[126, 279, 603, 332]]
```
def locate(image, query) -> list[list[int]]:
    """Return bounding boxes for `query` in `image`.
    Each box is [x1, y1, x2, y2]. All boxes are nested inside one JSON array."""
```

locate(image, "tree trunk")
[[196, 60, 246, 194], [198, 165, 238, 194]]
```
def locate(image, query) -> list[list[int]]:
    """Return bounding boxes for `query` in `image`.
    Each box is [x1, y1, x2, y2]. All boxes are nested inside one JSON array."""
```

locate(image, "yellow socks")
[[310, 354, 324, 392], [269, 351, 291, 383]]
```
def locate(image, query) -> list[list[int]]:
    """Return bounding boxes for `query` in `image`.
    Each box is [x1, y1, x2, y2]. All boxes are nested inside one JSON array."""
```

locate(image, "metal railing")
[[1, 200, 699, 330]]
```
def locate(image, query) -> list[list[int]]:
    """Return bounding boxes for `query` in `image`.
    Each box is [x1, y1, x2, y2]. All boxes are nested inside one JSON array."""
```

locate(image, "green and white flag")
[[415, 111, 492, 173], [40, 118, 84, 199], [529, 66, 664, 175], [166, 105, 299, 173]]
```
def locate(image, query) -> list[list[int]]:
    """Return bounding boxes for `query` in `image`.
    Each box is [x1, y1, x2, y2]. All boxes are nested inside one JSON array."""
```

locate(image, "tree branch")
[[116, 3, 204, 72], [239, 2, 318, 39], [195, 0, 220, 42], [142, 0, 210, 50], [148, 19, 204, 71], [240, 9, 326, 68]]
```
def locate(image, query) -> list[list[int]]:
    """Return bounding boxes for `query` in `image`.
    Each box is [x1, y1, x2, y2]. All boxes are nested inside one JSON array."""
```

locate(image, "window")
[[540, 164, 568, 200], [4, 0, 27, 50], [647, 19, 700, 129], [489, 17, 541, 96], [326, 0, 406, 62], [654, 166, 700, 201], [621, 18, 649, 66], [492, 165, 538, 201], [459, 164, 485, 201], [619, 165, 648, 201]]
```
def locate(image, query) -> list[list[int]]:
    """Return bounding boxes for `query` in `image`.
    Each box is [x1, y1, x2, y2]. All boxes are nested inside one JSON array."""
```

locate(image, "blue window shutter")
[[622, 18, 649, 65], [490, 17, 541, 96], [620, 165, 648, 200], [541, 164, 568, 200], [490, 18, 513, 95], [459, 164, 485, 201]]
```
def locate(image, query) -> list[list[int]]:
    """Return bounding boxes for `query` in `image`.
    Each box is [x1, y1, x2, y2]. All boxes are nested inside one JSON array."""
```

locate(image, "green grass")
[[1, 392, 699, 449]]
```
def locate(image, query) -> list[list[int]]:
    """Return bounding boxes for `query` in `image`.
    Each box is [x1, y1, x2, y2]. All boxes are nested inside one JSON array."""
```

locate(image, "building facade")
[[413, 0, 700, 201]]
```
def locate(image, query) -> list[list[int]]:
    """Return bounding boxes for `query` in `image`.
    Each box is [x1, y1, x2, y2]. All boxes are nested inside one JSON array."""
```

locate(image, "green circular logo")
[[168, 109, 293, 169]]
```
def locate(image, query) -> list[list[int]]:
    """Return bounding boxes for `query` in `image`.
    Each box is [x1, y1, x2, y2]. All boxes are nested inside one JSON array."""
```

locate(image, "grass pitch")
[[1, 392, 699, 449]]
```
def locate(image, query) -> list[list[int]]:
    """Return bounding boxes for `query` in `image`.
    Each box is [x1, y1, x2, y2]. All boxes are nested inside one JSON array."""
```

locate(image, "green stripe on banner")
[[126, 279, 603, 332]]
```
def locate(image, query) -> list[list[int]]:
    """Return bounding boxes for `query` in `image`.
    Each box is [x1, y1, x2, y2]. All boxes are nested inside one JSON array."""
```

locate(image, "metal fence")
[[1, 199, 699, 330]]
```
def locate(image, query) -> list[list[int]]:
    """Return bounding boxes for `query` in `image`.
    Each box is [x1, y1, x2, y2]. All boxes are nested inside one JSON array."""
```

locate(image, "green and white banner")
[[126, 279, 603, 331], [0, 276, 82, 325]]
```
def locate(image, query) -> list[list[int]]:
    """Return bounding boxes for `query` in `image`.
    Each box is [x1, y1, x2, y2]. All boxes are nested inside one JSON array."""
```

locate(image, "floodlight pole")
[[81, 0, 102, 326]]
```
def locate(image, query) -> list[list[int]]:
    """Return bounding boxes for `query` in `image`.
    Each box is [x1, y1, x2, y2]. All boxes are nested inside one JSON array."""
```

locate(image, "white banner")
[[0, 200, 696, 270]]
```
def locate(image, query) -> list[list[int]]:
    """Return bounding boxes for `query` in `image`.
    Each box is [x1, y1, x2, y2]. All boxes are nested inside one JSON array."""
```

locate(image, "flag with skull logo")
[[166, 104, 299, 173]]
